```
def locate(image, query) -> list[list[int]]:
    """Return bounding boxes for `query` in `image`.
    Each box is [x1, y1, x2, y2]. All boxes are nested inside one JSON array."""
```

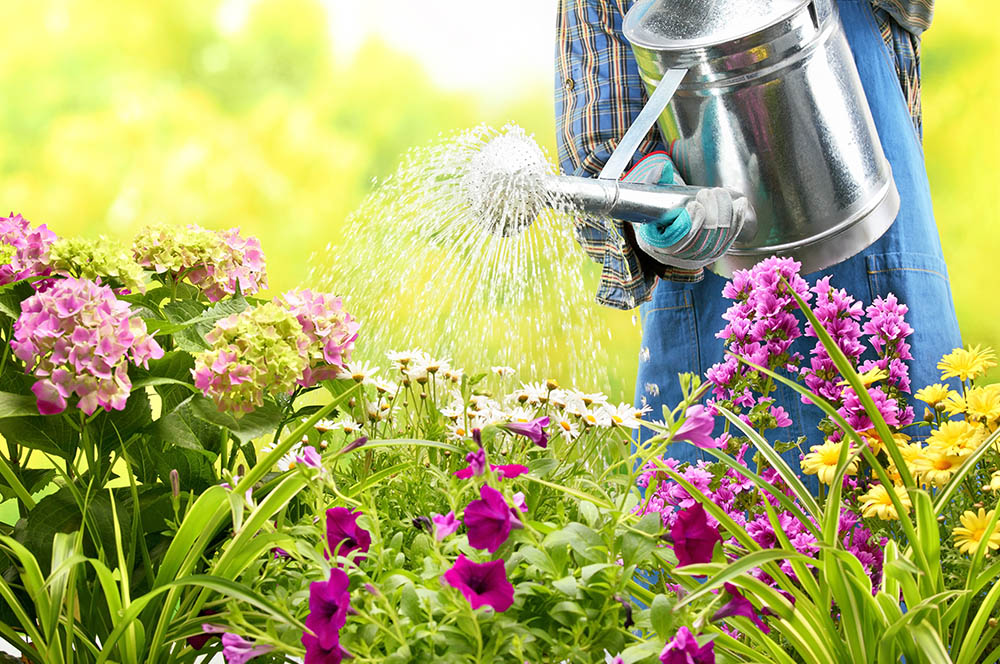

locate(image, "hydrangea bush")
[[2, 214, 1000, 664]]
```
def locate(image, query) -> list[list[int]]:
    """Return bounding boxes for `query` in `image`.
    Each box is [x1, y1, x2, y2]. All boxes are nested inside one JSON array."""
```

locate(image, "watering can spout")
[[541, 173, 757, 245]]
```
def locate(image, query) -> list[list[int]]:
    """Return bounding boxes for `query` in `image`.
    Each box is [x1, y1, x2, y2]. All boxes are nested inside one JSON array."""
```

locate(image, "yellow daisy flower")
[[942, 391, 967, 417], [953, 508, 1000, 556], [927, 420, 986, 458], [982, 470, 1000, 492], [938, 345, 997, 383], [911, 450, 965, 487], [801, 440, 858, 485], [964, 384, 1000, 423], [838, 367, 888, 387], [860, 484, 911, 520], [914, 383, 951, 406], [891, 441, 926, 486]]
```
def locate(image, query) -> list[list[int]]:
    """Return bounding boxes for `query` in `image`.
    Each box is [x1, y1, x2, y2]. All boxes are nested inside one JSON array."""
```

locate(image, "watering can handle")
[[598, 67, 688, 181]]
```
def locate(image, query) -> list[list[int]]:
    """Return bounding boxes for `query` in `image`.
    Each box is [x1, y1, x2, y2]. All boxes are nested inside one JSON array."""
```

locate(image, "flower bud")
[[339, 436, 368, 455], [169, 469, 180, 498], [546, 379, 559, 390]]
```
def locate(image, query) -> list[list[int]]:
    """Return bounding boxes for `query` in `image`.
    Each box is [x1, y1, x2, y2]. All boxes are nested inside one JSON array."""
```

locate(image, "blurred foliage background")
[[0, 0, 995, 401]]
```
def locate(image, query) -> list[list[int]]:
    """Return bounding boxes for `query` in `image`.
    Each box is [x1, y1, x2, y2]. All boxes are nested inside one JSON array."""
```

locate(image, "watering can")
[[538, 0, 899, 277]]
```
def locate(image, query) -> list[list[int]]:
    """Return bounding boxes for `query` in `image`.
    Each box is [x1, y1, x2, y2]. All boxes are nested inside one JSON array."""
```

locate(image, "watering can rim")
[[624, 0, 813, 51]]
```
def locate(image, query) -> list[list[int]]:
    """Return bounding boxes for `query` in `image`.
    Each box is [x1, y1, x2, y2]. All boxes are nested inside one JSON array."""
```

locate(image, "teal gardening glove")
[[626, 153, 748, 273]]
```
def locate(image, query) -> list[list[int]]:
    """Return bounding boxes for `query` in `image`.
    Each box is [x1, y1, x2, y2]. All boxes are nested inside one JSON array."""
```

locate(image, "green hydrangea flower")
[[47, 236, 147, 293], [192, 303, 309, 414]]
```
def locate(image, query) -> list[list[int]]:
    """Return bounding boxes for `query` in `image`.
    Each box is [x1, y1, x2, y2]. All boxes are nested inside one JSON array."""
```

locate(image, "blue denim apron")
[[634, 0, 963, 474]]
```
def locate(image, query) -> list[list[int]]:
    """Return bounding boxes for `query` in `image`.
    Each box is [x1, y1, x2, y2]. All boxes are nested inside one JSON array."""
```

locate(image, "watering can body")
[[624, 0, 899, 276]]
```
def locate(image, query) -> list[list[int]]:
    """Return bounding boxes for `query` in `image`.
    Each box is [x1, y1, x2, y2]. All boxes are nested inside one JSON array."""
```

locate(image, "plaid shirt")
[[556, 0, 931, 310]]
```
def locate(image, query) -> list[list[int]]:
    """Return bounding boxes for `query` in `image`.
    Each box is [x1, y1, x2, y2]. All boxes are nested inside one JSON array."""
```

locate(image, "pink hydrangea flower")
[[10, 277, 163, 415], [0, 213, 57, 286], [133, 224, 267, 302], [276, 290, 360, 387]]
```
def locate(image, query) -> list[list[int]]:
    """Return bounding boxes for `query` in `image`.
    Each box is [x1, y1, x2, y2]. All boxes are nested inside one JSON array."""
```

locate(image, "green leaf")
[[91, 390, 153, 455], [13, 488, 121, 572], [650, 594, 675, 639], [0, 414, 80, 458], [162, 295, 250, 352], [188, 395, 283, 444], [578, 500, 599, 527], [552, 575, 579, 597], [399, 582, 423, 623], [148, 396, 223, 454], [0, 281, 35, 323], [0, 392, 41, 419], [622, 513, 661, 568]]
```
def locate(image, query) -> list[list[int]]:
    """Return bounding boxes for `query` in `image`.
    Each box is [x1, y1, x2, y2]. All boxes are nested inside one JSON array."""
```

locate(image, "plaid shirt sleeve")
[[555, 0, 928, 310], [555, 0, 667, 310]]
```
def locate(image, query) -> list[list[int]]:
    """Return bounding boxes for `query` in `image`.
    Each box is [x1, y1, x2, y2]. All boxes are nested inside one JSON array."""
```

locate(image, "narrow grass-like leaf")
[[715, 405, 821, 519]]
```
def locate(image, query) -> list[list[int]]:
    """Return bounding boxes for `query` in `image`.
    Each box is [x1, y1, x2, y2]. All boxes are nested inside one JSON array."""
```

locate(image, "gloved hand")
[[625, 153, 748, 272]]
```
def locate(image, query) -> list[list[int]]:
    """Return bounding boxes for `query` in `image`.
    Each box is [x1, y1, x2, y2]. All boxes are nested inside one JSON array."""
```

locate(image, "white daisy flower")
[[516, 382, 550, 406], [329, 417, 365, 435], [443, 366, 464, 383], [644, 382, 661, 397], [369, 377, 398, 395], [447, 423, 473, 441], [336, 360, 380, 383], [579, 408, 612, 429], [600, 403, 642, 429], [386, 349, 425, 371], [569, 389, 609, 408], [553, 415, 580, 440], [491, 366, 516, 378]]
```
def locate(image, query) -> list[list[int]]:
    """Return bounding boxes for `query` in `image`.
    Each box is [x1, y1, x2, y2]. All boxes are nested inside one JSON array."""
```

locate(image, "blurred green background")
[[0, 0, 996, 401]]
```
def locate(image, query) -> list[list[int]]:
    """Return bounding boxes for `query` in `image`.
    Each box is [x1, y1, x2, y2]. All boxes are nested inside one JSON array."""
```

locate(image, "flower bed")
[[0, 214, 999, 663]]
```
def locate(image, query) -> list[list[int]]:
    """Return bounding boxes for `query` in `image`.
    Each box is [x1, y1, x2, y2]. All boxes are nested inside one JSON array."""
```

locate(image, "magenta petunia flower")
[[305, 567, 351, 651], [442, 554, 515, 612], [296, 445, 323, 469], [463, 485, 522, 553], [511, 492, 528, 513], [712, 583, 770, 634], [325, 507, 371, 561], [466, 447, 487, 476], [660, 626, 714, 664], [501, 416, 550, 448], [673, 405, 720, 449], [432, 511, 459, 540], [454, 463, 529, 481], [220, 633, 273, 664], [302, 630, 347, 664], [671, 503, 721, 567]]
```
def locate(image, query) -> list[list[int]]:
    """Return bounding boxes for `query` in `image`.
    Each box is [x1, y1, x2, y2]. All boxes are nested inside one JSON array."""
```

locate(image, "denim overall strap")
[[634, 0, 962, 478]]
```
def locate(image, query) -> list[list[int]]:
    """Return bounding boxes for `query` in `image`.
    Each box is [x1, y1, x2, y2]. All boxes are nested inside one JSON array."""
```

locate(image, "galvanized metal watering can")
[[539, 0, 899, 277]]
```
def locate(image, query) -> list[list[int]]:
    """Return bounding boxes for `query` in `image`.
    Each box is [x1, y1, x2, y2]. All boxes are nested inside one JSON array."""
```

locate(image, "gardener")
[[555, 0, 962, 459]]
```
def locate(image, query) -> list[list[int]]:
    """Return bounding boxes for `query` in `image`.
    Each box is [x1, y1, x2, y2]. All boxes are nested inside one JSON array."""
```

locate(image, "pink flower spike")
[[673, 405, 720, 449], [432, 511, 459, 541]]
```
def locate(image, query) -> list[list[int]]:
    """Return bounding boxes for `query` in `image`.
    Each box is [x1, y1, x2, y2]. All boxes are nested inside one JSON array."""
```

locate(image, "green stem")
[[0, 453, 35, 510]]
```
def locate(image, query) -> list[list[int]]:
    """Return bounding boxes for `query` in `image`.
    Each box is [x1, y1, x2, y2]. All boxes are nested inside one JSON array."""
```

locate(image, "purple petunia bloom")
[[660, 626, 715, 664], [454, 463, 528, 481], [325, 507, 371, 561], [302, 630, 347, 664], [464, 485, 522, 553], [466, 447, 487, 476], [220, 633, 274, 664], [511, 492, 528, 513], [672, 503, 721, 567], [305, 567, 351, 651], [432, 511, 460, 540], [673, 405, 720, 449], [712, 583, 770, 634], [296, 445, 323, 469], [442, 554, 515, 612], [501, 416, 551, 448]]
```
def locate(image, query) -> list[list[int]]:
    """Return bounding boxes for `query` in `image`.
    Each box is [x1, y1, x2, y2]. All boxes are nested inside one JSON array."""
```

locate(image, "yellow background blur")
[[0, 0, 996, 401]]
